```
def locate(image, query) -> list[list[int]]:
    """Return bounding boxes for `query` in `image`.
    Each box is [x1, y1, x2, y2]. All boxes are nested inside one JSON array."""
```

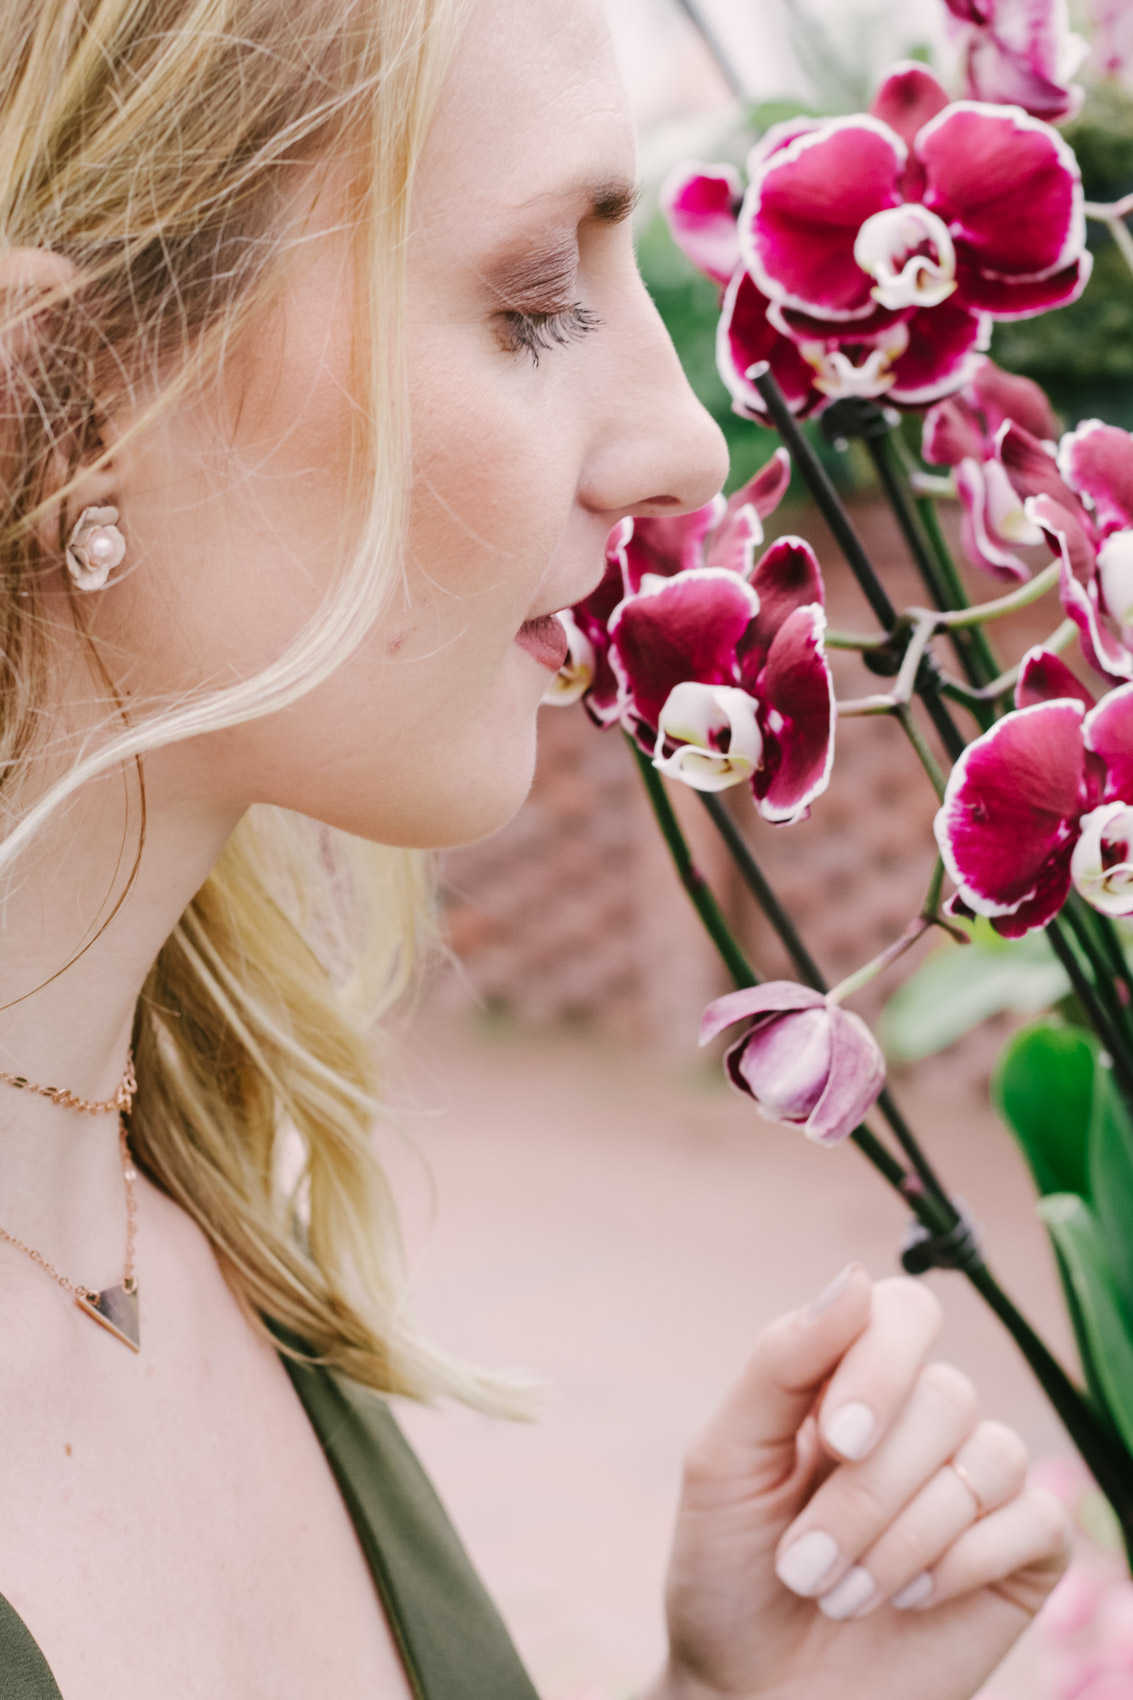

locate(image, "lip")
[[515, 612, 569, 672]]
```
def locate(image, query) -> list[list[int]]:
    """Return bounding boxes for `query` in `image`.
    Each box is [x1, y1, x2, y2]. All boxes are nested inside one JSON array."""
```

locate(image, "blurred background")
[[387, 4, 1133, 1697]]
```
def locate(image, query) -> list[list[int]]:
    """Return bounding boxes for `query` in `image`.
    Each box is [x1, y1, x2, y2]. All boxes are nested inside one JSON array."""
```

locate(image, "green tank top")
[[0, 1343, 540, 1700]]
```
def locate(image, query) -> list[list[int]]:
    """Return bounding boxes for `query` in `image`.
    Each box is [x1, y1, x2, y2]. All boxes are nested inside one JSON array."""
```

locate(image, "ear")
[[0, 248, 119, 559]]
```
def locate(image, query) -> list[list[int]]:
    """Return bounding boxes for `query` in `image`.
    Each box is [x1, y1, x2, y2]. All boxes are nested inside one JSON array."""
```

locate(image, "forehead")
[[414, 0, 635, 231]]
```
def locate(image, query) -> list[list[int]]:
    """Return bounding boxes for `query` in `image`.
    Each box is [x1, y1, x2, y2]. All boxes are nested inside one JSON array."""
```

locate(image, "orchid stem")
[[1084, 200, 1133, 285], [912, 489, 1002, 688], [937, 619, 1076, 708], [828, 918, 932, 1006], [1045, 916, 1133, 1110], [935, 561, 1061, 629], [894, 704, 948, 801], [753, 368, 969, 763], [824, 628, 891, 652], [629, 740, 755, 988], [668, 0, 748, 99]]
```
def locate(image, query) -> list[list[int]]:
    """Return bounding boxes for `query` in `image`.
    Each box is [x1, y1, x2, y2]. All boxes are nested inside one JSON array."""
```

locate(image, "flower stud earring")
[[65, 505, 126, 591]]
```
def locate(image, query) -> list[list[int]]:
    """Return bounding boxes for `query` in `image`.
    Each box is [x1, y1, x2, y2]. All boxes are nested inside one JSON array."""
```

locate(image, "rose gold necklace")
[[0, 1058, 141, 1352]]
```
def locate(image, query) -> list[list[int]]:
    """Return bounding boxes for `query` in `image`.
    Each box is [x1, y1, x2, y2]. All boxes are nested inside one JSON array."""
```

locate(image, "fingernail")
[[775, 1529, 840, 1596], [807, 1263, 859, 1320], [823, 1401, 876, 1460], [892, 1572, 934, 1610], [818, 1566, 876, 1620]]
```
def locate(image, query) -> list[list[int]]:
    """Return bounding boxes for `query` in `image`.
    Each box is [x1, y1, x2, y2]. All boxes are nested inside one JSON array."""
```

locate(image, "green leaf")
[[992, 1020, 1094, 1201], [879, 924, 1069, 1063], [1038, 1195, 1133, 1457], [1088, 1057, 1133, 1324]]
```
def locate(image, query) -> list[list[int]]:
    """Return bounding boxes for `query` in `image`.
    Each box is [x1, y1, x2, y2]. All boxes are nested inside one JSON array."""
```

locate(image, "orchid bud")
[[700, 983, 886, 1146]]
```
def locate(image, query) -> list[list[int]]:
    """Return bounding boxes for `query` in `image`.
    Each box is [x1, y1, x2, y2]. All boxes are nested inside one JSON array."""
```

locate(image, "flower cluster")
[[545, 450, 838, 824], [663, 62, 1091, 417], [936, 651, 1133, 935]]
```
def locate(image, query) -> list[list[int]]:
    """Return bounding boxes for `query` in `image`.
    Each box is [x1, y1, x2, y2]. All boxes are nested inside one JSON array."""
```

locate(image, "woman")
[[0, 0, 1070, 1695]]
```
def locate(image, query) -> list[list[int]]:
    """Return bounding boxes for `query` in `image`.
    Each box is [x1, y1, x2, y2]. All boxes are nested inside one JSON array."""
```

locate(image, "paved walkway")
[[386, 994, 1079, 1699]]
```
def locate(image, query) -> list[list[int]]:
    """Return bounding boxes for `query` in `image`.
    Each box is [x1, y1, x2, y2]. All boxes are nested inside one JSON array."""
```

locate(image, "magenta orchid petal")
[[951, 0, 1087, 122], [969, 357, 1062, 443], [568, 550, 632, 728], [868, 62, 952, 152], [747, 604, 836, 825], [619, 496, 727, 594], [923, 394, 986, 467], [886, 302, 990, 406], [917, 102, 1085, 284], [963, 32, 1085, 124], [732, 1006, 833, 1122], [1029, 493, 1133, 685], [1058, 419, 1133, 534], [1015, 644, 1096, 710], [660, 162, 744, 289], [807, 1007, 889, 1144], [934, 698, 1089, 932], [746, 118, 830, 173], [609, 567, 760, 744], [726, 446, 793, 523], [954, 458, 1035, 580], [1084, 682, 1133, 801], [704, 504, 764, 580], [746, 536, 826, 654], [953, 252, 1092, 318], [1071, 801, 1133, 918], [740, 116, 906, 320], [699, 981, 826, 1047], [716, 269, 822, 420], [998, 420, 1075, 509]]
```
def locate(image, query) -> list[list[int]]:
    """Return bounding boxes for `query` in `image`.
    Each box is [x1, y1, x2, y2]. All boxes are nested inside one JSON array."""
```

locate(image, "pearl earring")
[[65, 505, 126, 592]]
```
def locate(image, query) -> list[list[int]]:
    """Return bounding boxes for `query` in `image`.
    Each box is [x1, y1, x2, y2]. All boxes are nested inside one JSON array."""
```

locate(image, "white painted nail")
[[775, 1530, 840, 1596], [892, 1572, 934, 1610], [818, 1566, 877, 1620], [823, 1401, 877, 1460]]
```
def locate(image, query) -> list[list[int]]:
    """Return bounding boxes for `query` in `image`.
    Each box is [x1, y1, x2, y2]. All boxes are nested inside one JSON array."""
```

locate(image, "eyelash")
[[499, 303, 602, 366]]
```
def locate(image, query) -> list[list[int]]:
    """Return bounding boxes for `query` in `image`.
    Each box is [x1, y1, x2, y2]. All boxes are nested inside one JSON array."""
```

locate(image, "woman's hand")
[[644, 1265, 1072, 1700]]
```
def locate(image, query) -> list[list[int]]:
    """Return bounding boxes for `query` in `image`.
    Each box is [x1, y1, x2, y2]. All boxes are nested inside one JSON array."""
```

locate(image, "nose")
[[579, 272, 730, 524]]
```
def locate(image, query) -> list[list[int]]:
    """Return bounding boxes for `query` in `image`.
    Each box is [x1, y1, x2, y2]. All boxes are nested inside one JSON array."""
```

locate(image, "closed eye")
[[498, 303, 601, 365]]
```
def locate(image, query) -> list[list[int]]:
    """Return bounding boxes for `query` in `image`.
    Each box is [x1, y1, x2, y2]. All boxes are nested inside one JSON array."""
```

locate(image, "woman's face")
[[88, 0, 727, 848]]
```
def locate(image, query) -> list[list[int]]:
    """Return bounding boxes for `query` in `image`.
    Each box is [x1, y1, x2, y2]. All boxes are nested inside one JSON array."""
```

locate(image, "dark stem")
[[753, 368, 969, 763], [1068, 897, 1133, 1051], [1046, 917, 1133, 1110], [913, 490, 1003, 690], [668, 0, 748, 98], [630, 741, 756, 987], [1059, 899, 1133, 1057]]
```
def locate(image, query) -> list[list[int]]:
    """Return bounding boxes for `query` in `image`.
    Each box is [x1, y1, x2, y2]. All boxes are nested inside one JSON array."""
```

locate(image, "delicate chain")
[[0, 1117, 137, 1305], [0, 1051, 136, 1117]]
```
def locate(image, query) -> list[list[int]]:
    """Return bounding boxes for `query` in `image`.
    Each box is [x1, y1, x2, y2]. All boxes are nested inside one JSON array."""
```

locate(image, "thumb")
[[694, 1264, 872, 1493]]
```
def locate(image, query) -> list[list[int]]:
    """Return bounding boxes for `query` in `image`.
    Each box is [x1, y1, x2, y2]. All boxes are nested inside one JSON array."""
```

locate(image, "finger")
[[826, 1420, 1029, 1617], [816, 1276, 944, 1462], [684, 1263, 872, 1497], [775, 1359, 977, 1606], [893, 1487, 1072, 1617]]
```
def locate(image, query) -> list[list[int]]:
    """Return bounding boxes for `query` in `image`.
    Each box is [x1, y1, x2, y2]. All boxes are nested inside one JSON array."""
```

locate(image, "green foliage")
[[995, 1022, 1133, 1454], [878, 922, 1070, 1063]]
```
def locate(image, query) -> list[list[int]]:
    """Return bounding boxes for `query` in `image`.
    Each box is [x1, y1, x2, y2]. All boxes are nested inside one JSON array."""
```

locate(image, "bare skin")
[[0, 0, 1068, 1696]]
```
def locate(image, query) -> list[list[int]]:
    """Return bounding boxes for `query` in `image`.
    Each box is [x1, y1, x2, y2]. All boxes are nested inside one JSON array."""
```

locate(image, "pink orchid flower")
[[943, 0, 1088, 123], [700, 983, 887, 1145], [934, 655, 1133, 935], [608, 528, 834, 821], [743, 63, 1089, 331], [1090, 0, 1133, 84], [922, 357, 1060, 579]]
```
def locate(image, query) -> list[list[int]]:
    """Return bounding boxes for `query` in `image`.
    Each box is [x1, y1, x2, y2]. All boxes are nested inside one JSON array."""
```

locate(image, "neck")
[[0, 738, 240, 1290]]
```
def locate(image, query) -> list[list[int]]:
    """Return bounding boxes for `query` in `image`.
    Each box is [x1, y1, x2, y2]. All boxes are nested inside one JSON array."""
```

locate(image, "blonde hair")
[[0, 0, 521, 1410]]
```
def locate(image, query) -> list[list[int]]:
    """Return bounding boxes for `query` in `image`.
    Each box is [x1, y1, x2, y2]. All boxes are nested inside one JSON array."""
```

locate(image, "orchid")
[[922, 357, 1060, 579], [700, 984, 887, 1146], [943, 0, 1088, 122], [935, 662, 1133, 935]]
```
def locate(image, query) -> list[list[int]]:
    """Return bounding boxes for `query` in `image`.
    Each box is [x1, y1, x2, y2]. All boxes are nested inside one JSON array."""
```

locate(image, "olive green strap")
[[278, 1348, 540, 1700], [0, 1596, 64, 1698]]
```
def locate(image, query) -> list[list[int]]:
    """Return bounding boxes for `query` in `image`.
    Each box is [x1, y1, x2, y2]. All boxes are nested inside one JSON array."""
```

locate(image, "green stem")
[[936, 561, 1060, 630], [1085, 205, 1133, 284], [894, 704, 948, 801], [824, 628, 891, 652], [1046, 917, 1133, 1112], [698, 792, 826, 991], [937, 619, 1076, 710], [913, 492, 1002, 688], [630, 741, 755, 988]]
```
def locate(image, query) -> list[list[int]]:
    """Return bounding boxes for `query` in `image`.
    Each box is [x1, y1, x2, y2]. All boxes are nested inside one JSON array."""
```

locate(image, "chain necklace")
[[0, 1058, 141, 1352], [0, 1051, 136, 1117]]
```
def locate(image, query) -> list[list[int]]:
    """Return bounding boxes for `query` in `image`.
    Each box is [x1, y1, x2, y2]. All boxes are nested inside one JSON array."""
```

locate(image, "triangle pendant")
[[75, 1284, 141, 1352]]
